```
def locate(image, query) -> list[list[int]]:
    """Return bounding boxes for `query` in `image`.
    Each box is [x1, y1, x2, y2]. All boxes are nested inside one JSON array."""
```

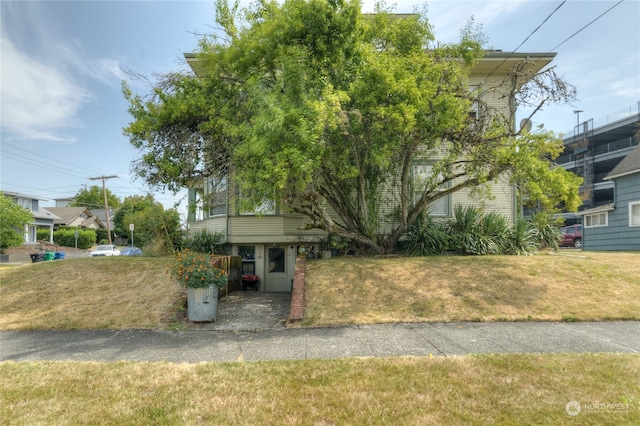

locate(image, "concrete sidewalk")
[[1, 321, 638, 363]]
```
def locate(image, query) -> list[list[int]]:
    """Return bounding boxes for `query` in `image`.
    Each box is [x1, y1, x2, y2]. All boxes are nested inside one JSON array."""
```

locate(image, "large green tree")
[[71, 185, 122, 210], [112, 194, 157, 237], [123, 0, 581, 254], [0, 192, 34, 253], [121, 204, 181, 254], [113, 194, 182, 253]]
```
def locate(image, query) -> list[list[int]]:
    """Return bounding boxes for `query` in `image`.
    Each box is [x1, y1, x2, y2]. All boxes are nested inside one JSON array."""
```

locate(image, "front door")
[[265, 246, 291, 292]]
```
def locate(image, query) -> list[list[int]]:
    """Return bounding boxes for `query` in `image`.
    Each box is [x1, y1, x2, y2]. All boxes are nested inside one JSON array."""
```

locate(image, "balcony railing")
[[560, 102, 639, 139], [556, 136, 638, 165], [592, 136, 638, 156]]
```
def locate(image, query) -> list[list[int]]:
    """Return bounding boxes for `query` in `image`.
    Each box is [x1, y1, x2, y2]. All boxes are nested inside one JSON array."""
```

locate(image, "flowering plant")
[[169, 249, 228, 289]]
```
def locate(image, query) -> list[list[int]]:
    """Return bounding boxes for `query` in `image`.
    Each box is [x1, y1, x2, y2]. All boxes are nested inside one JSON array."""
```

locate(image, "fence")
[[212, 255, 242, 296]]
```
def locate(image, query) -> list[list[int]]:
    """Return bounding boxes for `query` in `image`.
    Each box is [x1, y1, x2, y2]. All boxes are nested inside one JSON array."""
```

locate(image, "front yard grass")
[[302, 252, 640, 326], [0, 257, 182, 330], [1, 251, 639, 330], [1, 354, 638, 425]]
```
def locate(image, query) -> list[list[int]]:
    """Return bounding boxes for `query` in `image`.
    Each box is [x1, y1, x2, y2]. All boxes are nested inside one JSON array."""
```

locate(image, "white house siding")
[[451, 177, 516, 222], [188, 216, 228, 241]]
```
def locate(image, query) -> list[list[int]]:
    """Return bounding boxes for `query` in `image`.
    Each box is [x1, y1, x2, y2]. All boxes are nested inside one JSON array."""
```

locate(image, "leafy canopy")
[[123, 0, 581, 254], [71, 185, 122, 210], [0, 193, 34, 252]]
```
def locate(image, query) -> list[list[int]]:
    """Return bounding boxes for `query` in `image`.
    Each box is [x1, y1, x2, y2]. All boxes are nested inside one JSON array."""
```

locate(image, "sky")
[[1, 0, 639, 218]]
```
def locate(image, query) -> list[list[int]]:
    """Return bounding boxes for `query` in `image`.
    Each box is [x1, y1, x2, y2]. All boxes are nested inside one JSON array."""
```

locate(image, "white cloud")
[[0, 37, 92, 142]]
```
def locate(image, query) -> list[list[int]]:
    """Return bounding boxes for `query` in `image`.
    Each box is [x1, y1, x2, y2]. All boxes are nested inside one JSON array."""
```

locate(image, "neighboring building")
[[2, 191, 60, 244], [578, 144, 640, 251], [44, 207, 105, 230], [183, 51, 557, 292], [556, 103, 640, 212], [91, 209, 115, 228]]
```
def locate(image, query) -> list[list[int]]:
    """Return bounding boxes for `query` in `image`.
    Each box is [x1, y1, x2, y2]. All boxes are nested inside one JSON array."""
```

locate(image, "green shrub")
[[403, 212, 449, 256], [95, 229, 113, 245], [181, 230, 226, 254], [505, 219, 539, 255], [36, 228, 97, 249], [481, 212, 510, 252], [36, 229, 50, 241], [404, 205, 550, 257], [448, 205, 500, 255], [54, 228, 97, 249], [529, 213, 561, 251]]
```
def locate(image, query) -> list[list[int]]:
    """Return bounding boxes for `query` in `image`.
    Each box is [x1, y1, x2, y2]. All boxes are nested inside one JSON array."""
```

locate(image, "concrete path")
[[1, 321, 638, 363]]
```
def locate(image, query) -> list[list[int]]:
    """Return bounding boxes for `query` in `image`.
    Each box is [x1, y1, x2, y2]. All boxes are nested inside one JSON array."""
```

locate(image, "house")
[[91, 209, 115, 228], [44, 207, 105, 230], [2, 191, 60, 245], [579, 143, 640, 251], [182, 51, 556, 292]]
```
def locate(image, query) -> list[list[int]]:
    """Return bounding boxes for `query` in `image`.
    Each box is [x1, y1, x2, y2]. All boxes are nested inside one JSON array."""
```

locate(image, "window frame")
[[412, 163, 451, 217], [205, 176, 228, 218], [629, 201, 640, 227], [584, 211, 608, 228], [238, 198, 277, 216]]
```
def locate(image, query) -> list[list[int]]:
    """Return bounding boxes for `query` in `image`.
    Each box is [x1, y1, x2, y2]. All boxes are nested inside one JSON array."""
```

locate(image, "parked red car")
[[559, 225, 582, 248]]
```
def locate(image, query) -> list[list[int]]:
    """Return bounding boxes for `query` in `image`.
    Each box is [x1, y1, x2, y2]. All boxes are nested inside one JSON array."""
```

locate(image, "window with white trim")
[[584, 211, 608, 227], [629, 201, 640, 227], [413, 164, 450, 217], [239, 198, 276, 216], [205, 176, 227, 217]]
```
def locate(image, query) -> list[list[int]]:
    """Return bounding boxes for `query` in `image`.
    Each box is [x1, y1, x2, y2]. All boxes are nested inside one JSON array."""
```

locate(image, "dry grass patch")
[[0, 257, 182, 330], [1, 354, 638, 425], [302, 252, 640, 326]]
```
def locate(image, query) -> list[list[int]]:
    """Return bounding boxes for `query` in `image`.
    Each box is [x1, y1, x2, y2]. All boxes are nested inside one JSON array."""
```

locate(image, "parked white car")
[[90, 245, 121, 257]]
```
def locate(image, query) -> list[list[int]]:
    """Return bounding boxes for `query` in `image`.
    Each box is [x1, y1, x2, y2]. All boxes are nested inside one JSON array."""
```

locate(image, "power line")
[[1, 142, 98, 175], [549, 0, 624, 51], [512, 1, 567, 55], [0, 151, 89, 179], [479, 0, 567, 85]]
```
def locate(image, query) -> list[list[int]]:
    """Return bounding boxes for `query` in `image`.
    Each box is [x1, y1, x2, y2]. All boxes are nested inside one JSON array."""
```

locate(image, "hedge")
[[36, 228, 96, 249]]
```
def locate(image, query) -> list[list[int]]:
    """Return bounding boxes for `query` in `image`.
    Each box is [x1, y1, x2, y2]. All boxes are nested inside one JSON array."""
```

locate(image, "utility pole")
[[89, 175, 117, 245]]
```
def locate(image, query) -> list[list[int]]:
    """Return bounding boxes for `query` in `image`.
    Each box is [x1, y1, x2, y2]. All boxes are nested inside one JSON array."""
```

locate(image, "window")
[[206, 176, 227, 217], [239, 199, 276, 216], [268, 247, 285, 273], [630, 201, 640, 227], [413, 164, 450, 216], [584, 212, 608, 228]]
